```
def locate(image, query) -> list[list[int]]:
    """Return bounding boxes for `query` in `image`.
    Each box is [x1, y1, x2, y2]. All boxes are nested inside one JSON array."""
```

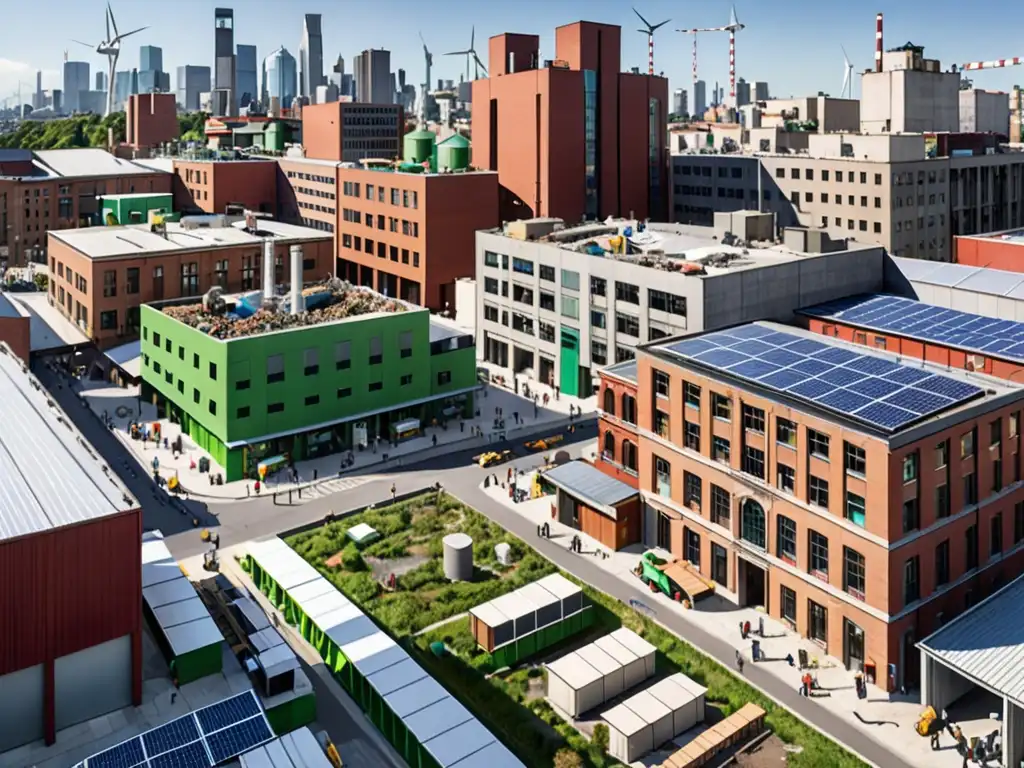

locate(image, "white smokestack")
[[289, 244, 304, 315], [262, 239, 275, 303]]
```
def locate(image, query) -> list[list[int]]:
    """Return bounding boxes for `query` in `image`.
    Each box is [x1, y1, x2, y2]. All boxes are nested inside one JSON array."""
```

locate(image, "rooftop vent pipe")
[[262, 239, 274, 303], [289, 244, 304, 315]]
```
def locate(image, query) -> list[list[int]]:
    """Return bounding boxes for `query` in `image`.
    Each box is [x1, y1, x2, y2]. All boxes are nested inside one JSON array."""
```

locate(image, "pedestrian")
[[246, 484, 250, 497], [254, 480, 261, 496], [460, 420, 465, 432], [391, 483, 397, 502], [313, 468, 318, 481], [513, 411, 519, 424], [432, 434, 438, 447], [735, 650, 744, 674], [555, 385, 560, 400]]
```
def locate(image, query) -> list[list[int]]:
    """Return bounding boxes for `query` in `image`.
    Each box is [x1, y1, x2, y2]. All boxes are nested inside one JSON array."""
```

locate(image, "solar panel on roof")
[[147, 741, 210, 768], [759, 368, 806, 390], [206, 718, 274, 764], [87, 739, 146, 768], [883, 367, 932, 386], [760, 348, 803, 367], [788, 379, 833, 399], [817, 390, 873, 413], [819, 367, 862, 387], [855, 402, 917, 430], [791, 358, 832, 376], [917, 376, 982, 400], [884, 389, 952, 415], [729, 359, 779, 379], [142, 717, 201, 758], [732, 340, 777, 356], [196, 692, 261, 734], [815, 347, 859, 365], [847, 377, 903, 398], [696, 348, 747, 368], [725, 325, 774, 339]]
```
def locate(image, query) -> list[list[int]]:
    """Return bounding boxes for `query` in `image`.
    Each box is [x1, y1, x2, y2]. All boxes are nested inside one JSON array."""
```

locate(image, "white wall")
[[0, 664, 44, 752]]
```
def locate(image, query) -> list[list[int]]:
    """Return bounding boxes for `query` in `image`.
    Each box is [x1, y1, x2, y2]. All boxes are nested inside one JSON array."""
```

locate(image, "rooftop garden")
[[287, 493, 868, 768], [161, 280, 406, 340]]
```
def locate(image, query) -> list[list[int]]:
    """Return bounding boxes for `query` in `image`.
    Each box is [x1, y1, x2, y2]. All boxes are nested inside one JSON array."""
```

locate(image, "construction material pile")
[[163, 281, 405, 339]]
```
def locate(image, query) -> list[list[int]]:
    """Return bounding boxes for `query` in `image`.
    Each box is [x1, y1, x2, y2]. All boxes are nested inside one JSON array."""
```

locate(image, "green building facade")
[[140, 300, 477, 481], [100, 193, 178, 226]]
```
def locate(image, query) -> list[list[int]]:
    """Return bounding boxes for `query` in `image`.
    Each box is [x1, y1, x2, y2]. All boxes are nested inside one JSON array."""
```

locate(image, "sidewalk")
[[75, 371, 595, 503], [480, 464, 976, 768]]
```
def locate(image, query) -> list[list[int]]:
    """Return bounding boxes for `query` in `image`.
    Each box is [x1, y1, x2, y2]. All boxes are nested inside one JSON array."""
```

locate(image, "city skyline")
[[4, 0, 1024, 111]]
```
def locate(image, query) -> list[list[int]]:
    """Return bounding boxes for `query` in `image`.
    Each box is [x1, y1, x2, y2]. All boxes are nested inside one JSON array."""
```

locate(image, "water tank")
[[436, 134, 470, 171], [442, 533, 473, 581], [403, 130, 436, 164]]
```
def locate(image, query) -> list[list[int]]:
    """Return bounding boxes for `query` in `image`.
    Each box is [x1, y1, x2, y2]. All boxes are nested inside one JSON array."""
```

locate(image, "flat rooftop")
[[490, 218, 860, 276], [798, 292, 1024, 366], [601, 359, 637, 384], [960, 229, 1024, 245], [649, 321, 1019, 439], [159, 282, 411, 340], [34, 148, 166, 178], [51, 218, 331, 260], [0, 345, 134, 543], [889, 256, 1024, 300], [4, 291, 91, 351]]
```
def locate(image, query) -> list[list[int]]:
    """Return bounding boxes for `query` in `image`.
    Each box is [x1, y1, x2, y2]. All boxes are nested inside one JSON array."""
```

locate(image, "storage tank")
[[403, 130, 436, 165], [436, 134, 470, 171], [442, 533, 473, 581]]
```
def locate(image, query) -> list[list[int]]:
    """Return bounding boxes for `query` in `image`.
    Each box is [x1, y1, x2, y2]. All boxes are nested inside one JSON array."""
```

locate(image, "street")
[[41, 362, 907, 768]]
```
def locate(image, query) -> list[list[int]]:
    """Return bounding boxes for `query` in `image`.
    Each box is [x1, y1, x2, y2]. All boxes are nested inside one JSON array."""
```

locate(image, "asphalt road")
[[44, 363, 908, 768]]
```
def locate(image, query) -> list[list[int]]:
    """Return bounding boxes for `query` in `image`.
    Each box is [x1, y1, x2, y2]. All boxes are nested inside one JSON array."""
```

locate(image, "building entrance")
[[738, 557, 766, 610]]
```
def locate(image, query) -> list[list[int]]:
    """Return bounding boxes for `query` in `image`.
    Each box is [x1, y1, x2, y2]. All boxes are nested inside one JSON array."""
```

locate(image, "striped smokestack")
[[875, 13, 884, 73]]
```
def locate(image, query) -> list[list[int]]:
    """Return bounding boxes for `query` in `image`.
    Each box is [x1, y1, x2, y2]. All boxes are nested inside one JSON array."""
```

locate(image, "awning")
[[104, 340, 142, 379]]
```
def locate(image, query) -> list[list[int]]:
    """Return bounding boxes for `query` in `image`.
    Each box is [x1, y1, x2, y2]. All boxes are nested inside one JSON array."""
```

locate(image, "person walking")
[[391, 483, 397, 502], [735, 650, 745, 674]]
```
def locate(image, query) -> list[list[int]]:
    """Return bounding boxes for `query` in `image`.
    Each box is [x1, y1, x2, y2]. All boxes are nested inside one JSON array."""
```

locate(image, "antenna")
[[841, 45, 854, 99], [633, 8, 670, 76]]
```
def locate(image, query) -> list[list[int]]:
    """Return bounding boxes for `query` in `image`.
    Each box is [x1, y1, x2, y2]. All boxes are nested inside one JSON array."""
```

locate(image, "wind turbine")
[[445, 26, 488, 82], [841, 46, 855, 99], [72, 2, 147, 117], [633, 8, 670, 76], [418, 33, 433, 128]]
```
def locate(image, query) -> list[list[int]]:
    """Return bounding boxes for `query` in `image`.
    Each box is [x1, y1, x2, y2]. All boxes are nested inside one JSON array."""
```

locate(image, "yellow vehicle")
[[473, 449, 513, 468], [524, 434, 564, 451]]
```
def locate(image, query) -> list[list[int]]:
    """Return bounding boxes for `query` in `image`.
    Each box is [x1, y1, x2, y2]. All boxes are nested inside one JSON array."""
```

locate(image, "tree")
[[592, 723, 609, 755], [553, 749, 584, 768]]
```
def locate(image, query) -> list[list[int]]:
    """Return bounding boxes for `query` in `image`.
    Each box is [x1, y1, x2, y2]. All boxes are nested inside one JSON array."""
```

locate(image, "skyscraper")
[[299, 14, 324, 102], [138, 45, 169, 94], [214, 8, 236, 115], [176, 65, 211, 111], [140, 45, 162, 73], [754, 81, 769, 101], [693, 80, 707, 116], [114, 71, 134, 110], [353, 49, 392, 104], [332, 55, 344, 88], [33, 71, 43, 110], [95, 72, 107, 92], [62, 61, 89, 113], [736, 78, 750, 108], [673, 88, 687, 116], [236, 44, 258, 108], [262, 47, 297, 109]]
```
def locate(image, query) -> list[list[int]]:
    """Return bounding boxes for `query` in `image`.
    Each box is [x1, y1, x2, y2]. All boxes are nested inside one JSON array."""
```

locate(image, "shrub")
[[553, 748, 584, 768], [340, 542, 366, 572], [592, 724, 609, 756]]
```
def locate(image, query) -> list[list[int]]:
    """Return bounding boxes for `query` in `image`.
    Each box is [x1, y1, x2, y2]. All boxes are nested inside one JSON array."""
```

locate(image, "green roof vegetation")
[[0, 112, 208, 150]]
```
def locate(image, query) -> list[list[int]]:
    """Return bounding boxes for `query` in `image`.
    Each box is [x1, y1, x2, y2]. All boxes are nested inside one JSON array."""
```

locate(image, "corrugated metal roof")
[[0, 348, 132, 542], [547, 652, 603, 689], [33, 149, 163, 178], [423, 719, 496, 767], [891, 256, 1024, 297], [448, 740, 523, 768], [389, 677, 450, 719], [542, 460, 638, 516], [602, 359, 638, 383], [919, 575, 1024, 706], [602, 702, 648, 735]]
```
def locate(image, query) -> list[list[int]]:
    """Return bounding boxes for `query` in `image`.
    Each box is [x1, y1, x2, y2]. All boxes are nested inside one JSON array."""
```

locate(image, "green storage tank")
[[403, 130, 436, 164], [436, 134, 470, 172]]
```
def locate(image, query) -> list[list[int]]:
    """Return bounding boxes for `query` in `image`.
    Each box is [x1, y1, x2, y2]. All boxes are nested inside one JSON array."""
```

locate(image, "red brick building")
[[955, 230, 1024, 273], [596, 359, 640, 488], [126, 93, 178, 151], [171, 159, 278, 216], [472, 21, 668, 224], [301, 102, 403, 164]]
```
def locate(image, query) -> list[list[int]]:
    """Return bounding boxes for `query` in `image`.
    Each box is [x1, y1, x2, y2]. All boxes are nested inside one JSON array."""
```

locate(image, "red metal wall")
[[955, 236, 1024, 273]]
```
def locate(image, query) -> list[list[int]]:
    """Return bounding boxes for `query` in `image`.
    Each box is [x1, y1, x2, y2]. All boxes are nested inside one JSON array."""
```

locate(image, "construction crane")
[[633, 8, 670, 76], [961, 57, 1024, 72], [677, 5, 745, 107]]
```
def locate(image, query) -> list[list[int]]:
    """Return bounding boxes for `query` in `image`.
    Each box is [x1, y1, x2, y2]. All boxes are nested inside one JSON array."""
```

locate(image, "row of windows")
[[775, 167, 885, 185], [300, 217, 335, 233], [341, 181, 419, 210], [340, 233, 421, 267], [285, 170, 335, 185], [340, 208, 420, 237]]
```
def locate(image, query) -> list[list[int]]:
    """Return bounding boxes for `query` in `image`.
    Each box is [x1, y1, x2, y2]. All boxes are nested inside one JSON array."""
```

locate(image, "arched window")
[[621, 394, 637, 424], [622, 440, 638, 472], [603, 388, 616, 415], [741, 499, 767, 550], [603, 431, 616, 459]]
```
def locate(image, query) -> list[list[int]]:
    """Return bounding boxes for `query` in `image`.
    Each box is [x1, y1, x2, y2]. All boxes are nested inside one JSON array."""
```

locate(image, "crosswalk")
[[291, 474, 377, 501]]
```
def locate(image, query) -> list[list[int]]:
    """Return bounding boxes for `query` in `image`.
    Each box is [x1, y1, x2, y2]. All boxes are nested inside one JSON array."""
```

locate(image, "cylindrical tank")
[[262, 239, 275, 303], [436, 134, 470, 171], [289, 244, 304, 315], [403, 130, 436, 164], [443, 533, 473, 581]]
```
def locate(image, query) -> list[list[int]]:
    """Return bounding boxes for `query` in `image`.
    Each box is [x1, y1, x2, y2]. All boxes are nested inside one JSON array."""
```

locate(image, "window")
[[961, 429, 975, 459], [368, 381, 383, 392], [902, 499, 919, 533], [303, 348, 320, 375], [684, 472, 702, 508], [590, 276, 607, 296], [902, 452, 918, 483], [776, 418, 797, 447], [809, 476, 829, 508], [935, 540, 950, 586], [711, 393, 731, 421], [684, 383, 701, 409], [540, 292, 556, 312], [335, 341, 351, 370], [654, 456, 672, 497], [711, 485, 730, 526], [742, 404, 765, 433], [935, 484, 950, 519], [904, 556, 920, 605], [208, 362, 217, 380], [99, 310, 118, 330], [437, 370, 451, 386], [966, 524, 979, 570], [991, 513, 1003, 556], [337, 387, 352, 399], [777, 464, 795, 493], [369, 336, 383, 365], [1016, 501, 1024, 545], [561, 295, 579, 319], [653, 370, 670, 397], [192, 387, 199, 403], [777, 516, 797, 563], [236, 406, 250, 419], [809, 531, 829, 579], [561, 269, 580, 290], [844, 442, 866, 476], [742, 446, 765, 480], [399, 331, 413, 359], [615, 281, 640, 304], [781, 586, 797, 627], [615, 313, 640, 337], [483, 251, 501, 268], [808, 429, 830, 460], [809, 601, 827, 644], [843, 547, 866, 599], [648, 289, 687, 316], [103, 269, 116, 297], [654, 409, 670, 438], [592, 341, 607, 365], [963, 470, 977, 506], [267, 354, 285, 384], [208, 400, 217, 416], [712, 436, 730, 463], [846, 492, 866, 527], [180, 262, 198, 295], [126, 267, 139, 294], [305, 394, 320, 406], [539, 265, 555, 282], [267, 402, 284, 414], [936, 439, 949, 468], [235, 379, 251, 391], [740, 501, 766, 549]]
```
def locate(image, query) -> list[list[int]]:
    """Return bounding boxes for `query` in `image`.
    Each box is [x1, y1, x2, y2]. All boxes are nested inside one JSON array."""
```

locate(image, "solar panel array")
[[801, 293, 1024, 363], [80, 691, 273, 768], [659, 324, 985, 433]]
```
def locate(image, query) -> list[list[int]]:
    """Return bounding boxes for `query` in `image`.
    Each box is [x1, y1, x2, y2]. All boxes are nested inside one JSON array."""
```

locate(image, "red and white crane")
[[633, 7, 671, 76], [961, 58, 1024, 72], [677, 5, 745, 107]]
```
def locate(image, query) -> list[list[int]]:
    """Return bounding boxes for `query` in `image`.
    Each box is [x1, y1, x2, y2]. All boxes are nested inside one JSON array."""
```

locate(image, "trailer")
[[635, 552, 714, 606]]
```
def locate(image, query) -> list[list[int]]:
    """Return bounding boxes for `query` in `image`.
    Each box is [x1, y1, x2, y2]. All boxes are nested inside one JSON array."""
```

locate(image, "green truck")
[[634, 552, 714, 607]]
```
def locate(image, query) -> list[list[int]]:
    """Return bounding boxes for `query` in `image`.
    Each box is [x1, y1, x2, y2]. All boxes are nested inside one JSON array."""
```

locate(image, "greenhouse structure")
[[468, 573, 593, 668], [141, 533, 223, 684], [245, 537, 525, 768], [545, 628, 657, 717], [602, 672, 708, 763]]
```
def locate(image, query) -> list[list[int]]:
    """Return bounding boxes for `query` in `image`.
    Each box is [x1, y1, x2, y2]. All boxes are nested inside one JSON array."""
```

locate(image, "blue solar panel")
[[845, 356, 900, 376], [817, 389, 874, 414], [142, 717, 201, 758], [882, 367, 933, 386], [731, 339, 777, 357], [86, 739, 146, 768], [759, 368, 806, 390], [818, 367, 862, 387], [786, 339, 830, 356], [196, 692, 262, 735], [847, 377, 904, 399], [147, 741, 210, 768], [724, 324, 775, 339], [729, 359, 780, 379], [854, 402, 918, 430], [789, 378, 833, 399], [916, 376, 984, 400], [664, 337, 719, 357], [815, 347, 860, 365], [791, 358, 832, 376], [695, 348, 748, 368], [883, 389, 953, 416], [205, 719, 273, 764], [760, 348, 804, 367]]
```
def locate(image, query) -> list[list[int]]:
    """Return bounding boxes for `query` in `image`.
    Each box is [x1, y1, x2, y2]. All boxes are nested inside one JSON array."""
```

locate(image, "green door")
[[560, 328, 580, 397]]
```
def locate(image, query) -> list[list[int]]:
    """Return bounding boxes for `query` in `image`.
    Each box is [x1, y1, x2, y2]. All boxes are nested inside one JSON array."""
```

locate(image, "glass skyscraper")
[[236, 44, 257, 108], [262, 47, 297, 108]]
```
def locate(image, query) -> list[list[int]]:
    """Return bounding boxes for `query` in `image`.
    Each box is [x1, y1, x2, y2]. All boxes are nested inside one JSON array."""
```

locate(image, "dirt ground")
[[734, 733, 790, 767]]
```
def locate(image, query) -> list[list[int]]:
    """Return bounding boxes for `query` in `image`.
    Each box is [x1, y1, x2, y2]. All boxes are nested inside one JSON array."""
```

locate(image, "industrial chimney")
[[262, 239, 275, 304], [289, 244, 305, 316], [875, 13, 884, 73]]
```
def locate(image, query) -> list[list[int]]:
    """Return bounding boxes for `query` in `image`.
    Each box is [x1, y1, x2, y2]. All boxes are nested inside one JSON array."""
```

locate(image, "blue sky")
[[2, 0, 1023, 104]]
